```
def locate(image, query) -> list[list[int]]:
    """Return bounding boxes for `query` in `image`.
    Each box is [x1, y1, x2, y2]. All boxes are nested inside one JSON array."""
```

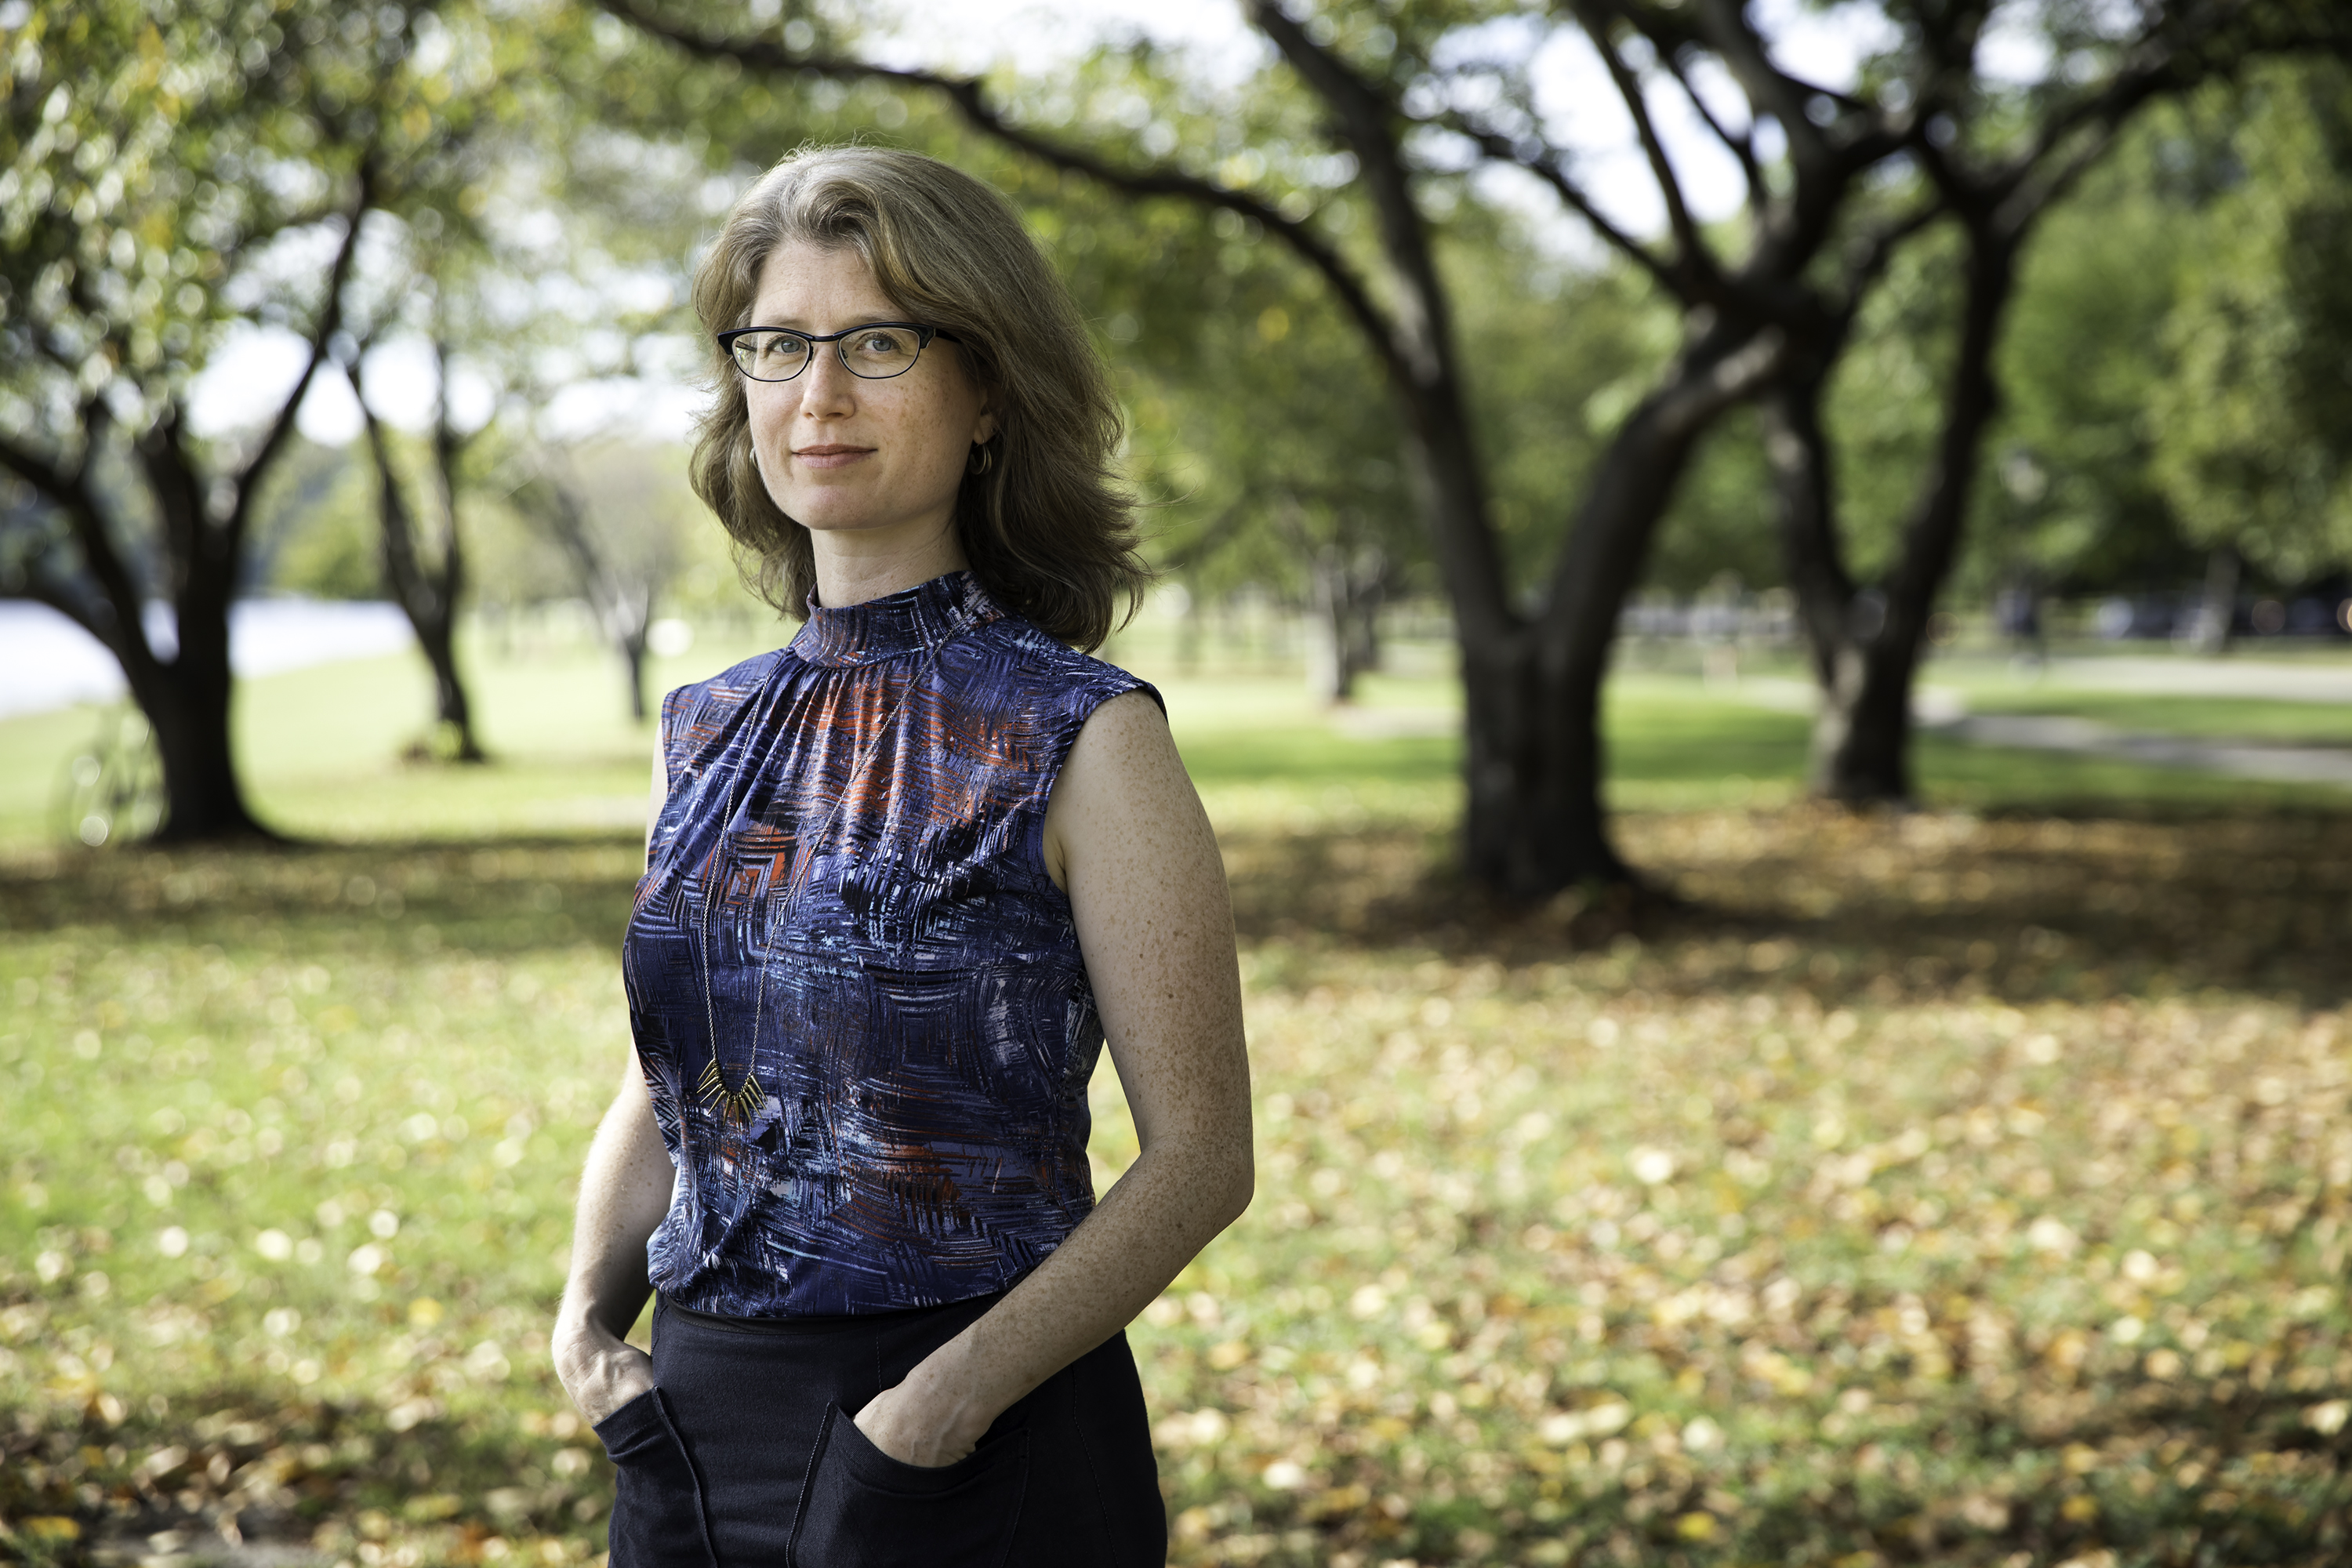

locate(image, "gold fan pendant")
[[699, 1057, 764, 1125]]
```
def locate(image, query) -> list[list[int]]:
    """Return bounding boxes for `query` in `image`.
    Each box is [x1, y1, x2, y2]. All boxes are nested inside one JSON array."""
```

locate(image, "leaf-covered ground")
[[3, 803, 2350, 1567]]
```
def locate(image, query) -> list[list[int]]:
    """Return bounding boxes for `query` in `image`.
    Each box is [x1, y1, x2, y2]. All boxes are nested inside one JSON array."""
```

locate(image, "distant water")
[[0, 598, 416, 720]]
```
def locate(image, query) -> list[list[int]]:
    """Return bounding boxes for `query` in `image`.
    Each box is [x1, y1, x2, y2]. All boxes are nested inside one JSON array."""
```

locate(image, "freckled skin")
[[550, 244, 1254, 1471]]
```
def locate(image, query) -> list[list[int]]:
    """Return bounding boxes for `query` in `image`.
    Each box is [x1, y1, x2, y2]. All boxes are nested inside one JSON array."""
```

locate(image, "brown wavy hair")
[[688, 145, 1149, 650]]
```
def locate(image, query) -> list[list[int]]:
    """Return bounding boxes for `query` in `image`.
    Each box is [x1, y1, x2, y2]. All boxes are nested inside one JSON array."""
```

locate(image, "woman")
[[550, 146, 1253, 1568]]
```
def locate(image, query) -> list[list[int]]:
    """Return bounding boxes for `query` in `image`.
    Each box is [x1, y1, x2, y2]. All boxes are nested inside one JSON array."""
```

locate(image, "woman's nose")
[[797, 347, 858, 412]]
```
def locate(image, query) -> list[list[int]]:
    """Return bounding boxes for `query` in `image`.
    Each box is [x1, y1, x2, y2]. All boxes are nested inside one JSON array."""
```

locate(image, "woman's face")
[[742, 240, 995, 553]]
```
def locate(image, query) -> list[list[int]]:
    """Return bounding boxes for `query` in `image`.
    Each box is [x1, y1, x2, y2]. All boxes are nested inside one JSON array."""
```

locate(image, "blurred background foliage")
[[38, 4, 2340, 631]]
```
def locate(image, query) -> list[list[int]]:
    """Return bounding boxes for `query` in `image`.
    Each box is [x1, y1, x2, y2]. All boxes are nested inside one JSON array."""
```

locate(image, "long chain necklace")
[[692, 601, 977, 1124]]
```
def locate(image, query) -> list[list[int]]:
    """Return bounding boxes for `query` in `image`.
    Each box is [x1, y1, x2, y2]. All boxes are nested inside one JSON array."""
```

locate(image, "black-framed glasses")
[[717, 321, 962, 383]]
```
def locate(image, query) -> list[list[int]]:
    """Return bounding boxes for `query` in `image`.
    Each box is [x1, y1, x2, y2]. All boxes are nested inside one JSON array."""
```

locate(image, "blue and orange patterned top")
[[620, 571, 1157, 1318]]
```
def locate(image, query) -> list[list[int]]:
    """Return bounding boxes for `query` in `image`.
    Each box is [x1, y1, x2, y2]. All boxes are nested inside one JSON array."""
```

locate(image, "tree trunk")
[[114, 504, 268, 844], [1762, 368, 1881, 794], [1800, 220, 2021, 804], [622, 618, 652, 724], [139, 657, 268, 844], [1459, 319, 1787, 895], [133, 412, 274, 844], [522, 465, 664, 724], [427, 639, 482, 756], [1304, 542, 1385, 705], [2193, 546, 2239, 655], [0, 187, 364, 846], [1460, 632, 1620, 896], [362, 390, 487, 762], [1347, 572, 1381, 681]]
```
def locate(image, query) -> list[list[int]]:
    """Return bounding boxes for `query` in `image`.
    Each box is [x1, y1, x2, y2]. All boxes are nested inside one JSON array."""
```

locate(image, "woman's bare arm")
[[550, 1066, 672, 1423], [853, 688, 1254, 1464], [549, 739, 676, 1425]]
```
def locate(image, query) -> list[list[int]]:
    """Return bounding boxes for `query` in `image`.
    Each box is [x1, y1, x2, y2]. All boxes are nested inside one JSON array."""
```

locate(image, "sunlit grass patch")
[[1154, 956, 2351, 1565]]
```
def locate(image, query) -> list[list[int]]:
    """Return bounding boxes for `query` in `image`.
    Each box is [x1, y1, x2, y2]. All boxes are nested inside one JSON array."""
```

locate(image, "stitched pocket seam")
[[655, 1389, 721, 1568], [784, 1403, 840, 1568]]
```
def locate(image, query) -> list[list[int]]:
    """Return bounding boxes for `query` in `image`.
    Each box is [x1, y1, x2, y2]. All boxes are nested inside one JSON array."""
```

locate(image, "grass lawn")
[[5, 627, 2352, 1567]]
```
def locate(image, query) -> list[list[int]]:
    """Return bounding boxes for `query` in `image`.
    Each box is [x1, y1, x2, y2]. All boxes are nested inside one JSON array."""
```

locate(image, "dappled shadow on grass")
[[16, 804, 2344, 1011], [0, 837, 646, 960], [2, 1385, 612, 1566], [1221, 804, 2352, 1010]]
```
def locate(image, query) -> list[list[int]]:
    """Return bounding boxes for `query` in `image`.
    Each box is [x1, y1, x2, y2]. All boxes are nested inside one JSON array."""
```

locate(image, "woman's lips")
[[793, 445, 873, 470]]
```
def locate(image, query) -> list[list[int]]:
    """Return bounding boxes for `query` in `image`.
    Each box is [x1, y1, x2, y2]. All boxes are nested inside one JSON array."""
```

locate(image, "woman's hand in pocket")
[[852, 1372, 990, 1468], [552, 1315, 657, 1426]]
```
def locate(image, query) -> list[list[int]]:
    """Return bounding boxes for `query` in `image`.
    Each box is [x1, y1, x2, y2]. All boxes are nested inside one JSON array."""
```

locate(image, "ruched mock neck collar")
[[792, 570, 996, 669]]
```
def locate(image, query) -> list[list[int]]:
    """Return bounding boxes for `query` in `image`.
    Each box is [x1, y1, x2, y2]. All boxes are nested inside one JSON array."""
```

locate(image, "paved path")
[[1946, 656, 2352, 788], [2035, 655, 2352, 704], [1937, 713, 2352, 788], [1726, 666, 2352, 790]]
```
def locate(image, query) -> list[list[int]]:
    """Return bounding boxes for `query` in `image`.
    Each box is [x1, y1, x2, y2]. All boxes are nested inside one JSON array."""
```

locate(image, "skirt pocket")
[[788, 1402, 1029, 1568], [595, 1387, 720, 1568]]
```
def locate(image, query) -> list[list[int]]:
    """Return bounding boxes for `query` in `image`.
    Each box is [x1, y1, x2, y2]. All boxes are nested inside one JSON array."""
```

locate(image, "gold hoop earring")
[[968, 441, 994, 477]]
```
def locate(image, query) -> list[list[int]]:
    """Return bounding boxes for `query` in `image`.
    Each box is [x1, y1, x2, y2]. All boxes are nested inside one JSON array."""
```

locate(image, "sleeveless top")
[[620, 571, 1160, 1318]]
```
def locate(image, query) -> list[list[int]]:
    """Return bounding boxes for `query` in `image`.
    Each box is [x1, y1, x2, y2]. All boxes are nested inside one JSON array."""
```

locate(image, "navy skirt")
[[592, 1292, 1167, 1568]]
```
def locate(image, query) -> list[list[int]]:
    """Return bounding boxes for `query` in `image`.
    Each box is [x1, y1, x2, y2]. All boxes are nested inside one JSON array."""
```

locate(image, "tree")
[[0, 0, 399, 840], [347, 327, 488, 760], [328, 4, 539, 768], [597, 0, 1930, 896], [1766, 0, 2352, 801], [510, 441, 691, 723]]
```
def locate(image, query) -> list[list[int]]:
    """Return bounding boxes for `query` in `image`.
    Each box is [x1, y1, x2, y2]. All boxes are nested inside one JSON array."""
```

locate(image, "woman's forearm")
[[862, 690, 1255, 1463], [902, 1131, 1253, 1448], [551, 1066, 673, 1417]]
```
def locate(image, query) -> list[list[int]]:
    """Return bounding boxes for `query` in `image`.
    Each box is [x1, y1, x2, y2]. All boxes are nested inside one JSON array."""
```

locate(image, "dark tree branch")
[[212, 194, 354, 292], [1913, 0, 2352, 228], [0, 430, 79, 506], [1243, 0, 1514, 633], [1243, 3, 1445, 373], [0, 502, 111, 637], [1684, 0, 1840, 174], [430, 334, 463, 570], [0, 409, 155, 671], [2001, 118, 2126, 237], [220, 157, 376, 548], [1580, 9, 1712, 281], [1828, 198, 1944, 328], [11, 559, 111, 640], [1649, 32, 1763, 197], [593, 0, 1406, 387], [1436, 109, 1687, 299]]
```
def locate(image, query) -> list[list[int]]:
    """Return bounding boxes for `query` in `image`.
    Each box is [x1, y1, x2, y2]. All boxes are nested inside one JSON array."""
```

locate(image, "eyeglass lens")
[[731, 326, 924, 381]]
